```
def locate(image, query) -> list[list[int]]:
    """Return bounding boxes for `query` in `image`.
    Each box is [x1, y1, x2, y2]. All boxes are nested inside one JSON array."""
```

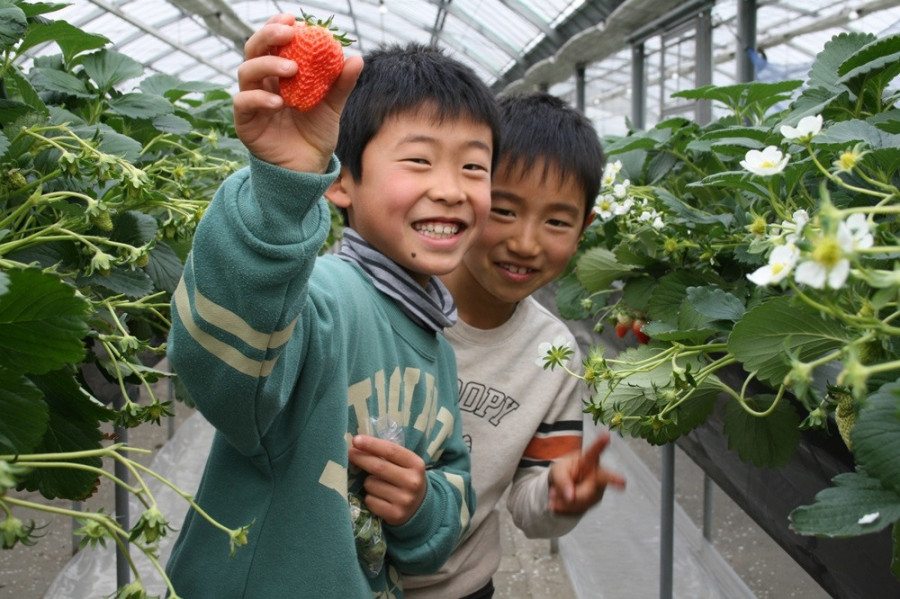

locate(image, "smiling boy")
[[165, 14, 498, 597], [403, 91, 626, 598]]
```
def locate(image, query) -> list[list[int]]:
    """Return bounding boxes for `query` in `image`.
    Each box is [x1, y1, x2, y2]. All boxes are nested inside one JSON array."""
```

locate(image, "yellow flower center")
[[748, 215, 767, 236], [837, 151, 857, 171], [812, 236, 842, 267]]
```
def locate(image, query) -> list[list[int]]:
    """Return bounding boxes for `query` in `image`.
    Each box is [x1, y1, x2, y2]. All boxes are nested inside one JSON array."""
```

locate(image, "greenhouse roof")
[[31, 0, 900, 133]]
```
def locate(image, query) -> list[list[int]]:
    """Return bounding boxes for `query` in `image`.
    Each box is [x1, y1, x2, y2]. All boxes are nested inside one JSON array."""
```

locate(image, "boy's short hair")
[[336, 43, 501, 182], [495, 91, 605, 224]]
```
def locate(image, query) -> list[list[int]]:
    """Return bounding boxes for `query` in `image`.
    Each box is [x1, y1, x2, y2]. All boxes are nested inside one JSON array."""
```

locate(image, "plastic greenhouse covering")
[[24, 0, 900, 137]]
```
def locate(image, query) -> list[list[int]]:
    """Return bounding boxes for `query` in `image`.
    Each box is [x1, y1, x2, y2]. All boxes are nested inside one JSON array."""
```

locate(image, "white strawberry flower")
[[740, 146, 789, 176], [845, 213, 874, 251], [594, 194, 618, 221], [747, 243, 800, 286], [793, 217, 863, 290], [780, 114, 823, 142], [602, 160, 623, 187], [536, 335, 572, 368]]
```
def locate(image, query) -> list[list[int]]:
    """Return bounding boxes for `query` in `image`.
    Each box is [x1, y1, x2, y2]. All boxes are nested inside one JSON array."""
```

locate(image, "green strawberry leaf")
[[851, 381, 900, 495], [0, 3, 27, 46], [107, 92, 175, 119], [112, 210, 159, 246], [29, 67, 92, 98], [687, 286, 746, 322], [81, 48, 143, 93], [0, 370, 48, 455], [18, 18, 108, 65], [0, 268, 90, 375], [790, 471, 900, 537], [78, 266, 154, 299], [728, 296, 849, 387], [17, 370, 112, 500], [575, 247, 636, 293], [648, 271, 714, 325], [723, 393, 801, 468], [145, 241, 186, 294]]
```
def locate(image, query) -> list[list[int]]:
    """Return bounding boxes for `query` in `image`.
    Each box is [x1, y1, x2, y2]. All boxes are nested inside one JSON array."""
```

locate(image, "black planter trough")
[[676, 397, 900, 599]]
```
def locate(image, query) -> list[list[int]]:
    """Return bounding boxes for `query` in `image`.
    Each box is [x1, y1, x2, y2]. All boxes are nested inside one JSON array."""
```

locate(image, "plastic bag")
[[349, 493, 387, 578], [349, 415, 404, 578], [369, 413, 405, 446]]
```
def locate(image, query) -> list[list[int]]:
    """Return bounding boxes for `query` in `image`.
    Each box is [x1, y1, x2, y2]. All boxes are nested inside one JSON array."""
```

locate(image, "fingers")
[[349, 435, 427, 526], [548, 433, 626, 514], [596, 465, 627, 489], [243, 14, 295, 62], [325, 55, 364, 108], [349, 435, 426, 488], [238, 16, 296, 99], [582, 431, 611, 466], [352, 435, 421, 467]]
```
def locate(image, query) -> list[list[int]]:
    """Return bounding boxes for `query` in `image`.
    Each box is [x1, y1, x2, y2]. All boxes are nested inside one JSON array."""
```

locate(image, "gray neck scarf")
[[337, 228, 458, 333]]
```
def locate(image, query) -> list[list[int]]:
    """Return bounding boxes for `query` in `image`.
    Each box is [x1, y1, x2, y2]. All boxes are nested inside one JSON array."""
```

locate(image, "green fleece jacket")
[[165, 155, 474, 598]]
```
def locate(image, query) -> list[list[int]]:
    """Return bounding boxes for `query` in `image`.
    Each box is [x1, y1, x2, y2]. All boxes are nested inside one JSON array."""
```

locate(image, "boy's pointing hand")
[[547, 431, 626, 515]]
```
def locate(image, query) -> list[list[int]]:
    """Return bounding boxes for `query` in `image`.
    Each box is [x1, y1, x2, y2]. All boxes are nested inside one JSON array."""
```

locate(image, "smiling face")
[[328, 109, 494, 286], [444, 159, 585, 328]]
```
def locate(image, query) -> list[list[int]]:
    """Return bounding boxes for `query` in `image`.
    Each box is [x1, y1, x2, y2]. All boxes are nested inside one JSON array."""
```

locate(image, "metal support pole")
[[631, 43, 646, 130], [113, 391, 130, 589], [575, 63, 586, 114], [660, 443, 674, 599], [72, 500, 81, 555], [736, 0, 758, 83], [695, 9, 713, 125], [703, 473, 714, 541]]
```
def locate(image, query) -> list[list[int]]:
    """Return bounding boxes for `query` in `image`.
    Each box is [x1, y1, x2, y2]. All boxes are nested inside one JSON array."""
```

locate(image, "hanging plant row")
[[543, 31, 900, 575], [0, 1, 253, 595]]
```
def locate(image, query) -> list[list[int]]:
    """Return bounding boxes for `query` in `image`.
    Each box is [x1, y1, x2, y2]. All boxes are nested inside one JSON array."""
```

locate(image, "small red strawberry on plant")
[[632, 319, 650, 344], [277, 13, 354, 112], [614, 312, 633, 338]]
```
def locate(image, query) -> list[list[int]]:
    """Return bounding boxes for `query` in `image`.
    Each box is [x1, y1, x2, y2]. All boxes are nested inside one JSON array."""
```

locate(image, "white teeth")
[[500, 263, 532, 274], [414, 222, 460, 239]]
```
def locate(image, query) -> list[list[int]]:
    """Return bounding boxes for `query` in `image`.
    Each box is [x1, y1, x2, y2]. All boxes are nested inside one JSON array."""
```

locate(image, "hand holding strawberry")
[[233, 13, 362, 173]]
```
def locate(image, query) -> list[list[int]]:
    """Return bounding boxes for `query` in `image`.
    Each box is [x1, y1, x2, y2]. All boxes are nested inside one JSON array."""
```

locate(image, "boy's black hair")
[[335, 43, 501, 182], [495, 91, 605, 225]]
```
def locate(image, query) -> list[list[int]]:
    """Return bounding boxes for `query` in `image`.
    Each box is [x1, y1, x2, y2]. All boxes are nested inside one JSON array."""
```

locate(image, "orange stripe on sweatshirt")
[[523, 435, 582, 461]]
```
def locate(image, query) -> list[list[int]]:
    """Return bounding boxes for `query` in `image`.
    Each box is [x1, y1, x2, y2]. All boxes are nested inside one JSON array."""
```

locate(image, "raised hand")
[[233, 13, 363, 173], [547, 431, 626, 515]]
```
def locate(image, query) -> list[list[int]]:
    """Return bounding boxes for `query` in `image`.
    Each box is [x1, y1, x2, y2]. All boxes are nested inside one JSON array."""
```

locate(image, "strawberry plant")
[[0, 1, 253, 594], [542, 31, 900, 575]]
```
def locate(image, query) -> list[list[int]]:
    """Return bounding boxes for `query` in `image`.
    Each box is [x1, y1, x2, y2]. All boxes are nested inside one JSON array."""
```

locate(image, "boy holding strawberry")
[[165, 13, 498, 598], [403, 92, 626, 598]]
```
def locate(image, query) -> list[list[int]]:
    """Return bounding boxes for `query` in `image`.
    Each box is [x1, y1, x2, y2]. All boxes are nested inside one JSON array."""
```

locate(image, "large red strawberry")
[[277, 14, 353, 112]]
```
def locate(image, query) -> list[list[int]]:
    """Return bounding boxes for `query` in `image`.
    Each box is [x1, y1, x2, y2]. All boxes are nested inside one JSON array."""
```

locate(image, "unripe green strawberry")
[[277, 14, 353, 112], [91, 210, 114, 232], [834, 392, 855, 450], [7, 169, 27, 190]]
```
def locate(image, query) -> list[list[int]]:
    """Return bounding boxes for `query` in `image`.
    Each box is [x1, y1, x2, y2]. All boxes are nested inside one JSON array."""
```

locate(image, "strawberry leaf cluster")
[[556, 30, 900, 562]]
